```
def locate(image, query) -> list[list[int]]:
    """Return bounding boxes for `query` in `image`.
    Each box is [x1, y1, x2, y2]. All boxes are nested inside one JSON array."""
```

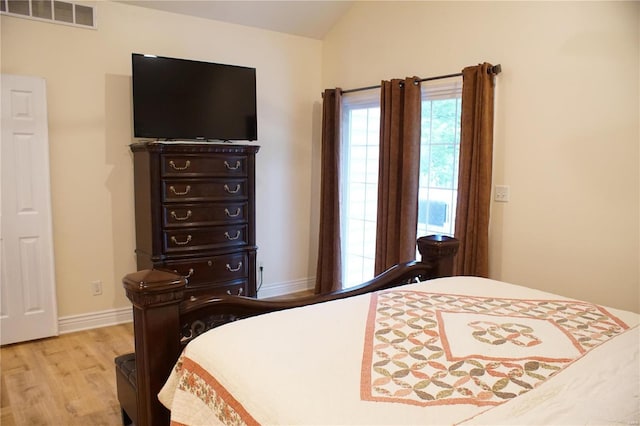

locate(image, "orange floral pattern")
[[361, 290, 628, 407], [173, 356, 260, 426]]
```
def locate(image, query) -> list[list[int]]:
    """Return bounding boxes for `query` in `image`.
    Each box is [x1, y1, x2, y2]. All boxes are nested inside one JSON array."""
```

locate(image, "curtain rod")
[[341, 64, 502, 95]]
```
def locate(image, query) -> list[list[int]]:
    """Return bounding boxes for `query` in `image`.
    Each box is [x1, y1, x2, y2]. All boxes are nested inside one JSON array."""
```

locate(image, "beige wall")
[[2, 1, 638, 320], [323, 1, 639, 312], [1, 1, 322, 317]]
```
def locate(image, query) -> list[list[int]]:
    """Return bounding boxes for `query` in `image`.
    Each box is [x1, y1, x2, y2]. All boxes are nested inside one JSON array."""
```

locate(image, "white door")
[[0, 74, 58, 345]]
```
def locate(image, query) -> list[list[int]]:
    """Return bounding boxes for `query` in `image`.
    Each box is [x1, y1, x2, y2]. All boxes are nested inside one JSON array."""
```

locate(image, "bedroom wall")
[[322, 1, 640, 312], [0, 1, 322, 320]]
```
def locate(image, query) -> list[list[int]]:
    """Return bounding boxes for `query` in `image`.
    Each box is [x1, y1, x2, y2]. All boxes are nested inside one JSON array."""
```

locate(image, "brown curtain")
[[374, 77, 422, 275], [454, 63, 496, 277], [315, 88, 343, 294]]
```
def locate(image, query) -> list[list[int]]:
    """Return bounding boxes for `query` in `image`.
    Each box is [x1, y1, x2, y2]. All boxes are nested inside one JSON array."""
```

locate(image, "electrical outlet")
[[91, 280, 103, 296], [494, 185, 510, 202]]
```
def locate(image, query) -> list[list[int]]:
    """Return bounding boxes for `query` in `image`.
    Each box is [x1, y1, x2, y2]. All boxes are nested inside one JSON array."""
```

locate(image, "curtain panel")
[[454, 63, 496, 277], [374, 77, 422, 275], [315, 88, 343, 294]]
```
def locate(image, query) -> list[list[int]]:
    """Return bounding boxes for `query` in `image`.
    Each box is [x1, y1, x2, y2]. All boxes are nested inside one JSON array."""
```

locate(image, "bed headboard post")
[[417, 235, 459, 278], [123, 269, 186, 426]]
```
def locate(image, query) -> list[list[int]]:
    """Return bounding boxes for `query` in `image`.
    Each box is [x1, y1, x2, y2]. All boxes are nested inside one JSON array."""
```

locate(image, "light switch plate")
[[494, 185, 510, 202]]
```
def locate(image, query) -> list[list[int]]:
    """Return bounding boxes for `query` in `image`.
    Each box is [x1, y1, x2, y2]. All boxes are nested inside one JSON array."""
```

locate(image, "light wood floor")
[[1, 323, 134, 426]]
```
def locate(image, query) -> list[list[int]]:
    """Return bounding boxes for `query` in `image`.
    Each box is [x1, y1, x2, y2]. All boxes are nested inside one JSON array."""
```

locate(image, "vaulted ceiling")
[[120, 1, 354, 39]]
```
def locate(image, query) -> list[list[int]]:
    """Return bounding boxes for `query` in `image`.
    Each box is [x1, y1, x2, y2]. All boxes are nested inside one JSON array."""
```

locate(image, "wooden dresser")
[[130, 142, 259, 298]]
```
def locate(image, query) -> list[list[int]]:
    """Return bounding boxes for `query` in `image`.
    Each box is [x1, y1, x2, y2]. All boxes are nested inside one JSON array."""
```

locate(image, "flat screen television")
[[131, 53, 257, 141]]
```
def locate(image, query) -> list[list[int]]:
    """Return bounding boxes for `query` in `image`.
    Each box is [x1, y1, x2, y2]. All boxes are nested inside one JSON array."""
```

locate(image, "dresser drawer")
[[184, 281, 249, 299], [164, 252, 248, 286], [163, 202, 248, 228], [163, 225, 247, 253], [162, 179, 247, 202], [161, 154, 247, 178]]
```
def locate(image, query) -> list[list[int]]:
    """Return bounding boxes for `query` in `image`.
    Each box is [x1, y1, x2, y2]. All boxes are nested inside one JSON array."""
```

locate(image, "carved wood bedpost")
[[123, 269, 186, 426], [417, 235, 459, 278]]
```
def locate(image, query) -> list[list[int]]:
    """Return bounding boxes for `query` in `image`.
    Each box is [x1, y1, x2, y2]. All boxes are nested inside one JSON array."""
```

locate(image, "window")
[[341, 91, 380, 286], [418, 81, 462, 239], [341, 79, 462, 288]]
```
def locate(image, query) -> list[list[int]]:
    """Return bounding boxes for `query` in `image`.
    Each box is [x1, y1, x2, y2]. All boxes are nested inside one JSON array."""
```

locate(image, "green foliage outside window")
[[420, 98, 461, 189]]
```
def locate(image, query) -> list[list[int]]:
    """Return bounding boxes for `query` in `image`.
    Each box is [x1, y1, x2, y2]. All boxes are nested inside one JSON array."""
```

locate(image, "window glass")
[[341, 91, 380, 287], [418, 80, 462, 241], [340, 79, 462, 287]]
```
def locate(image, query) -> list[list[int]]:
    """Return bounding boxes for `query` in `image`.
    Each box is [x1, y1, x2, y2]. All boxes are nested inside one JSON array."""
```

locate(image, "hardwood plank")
[[1, 323, 134, 426], [266, 289, 315, 300], [1, 373, 16, 426]]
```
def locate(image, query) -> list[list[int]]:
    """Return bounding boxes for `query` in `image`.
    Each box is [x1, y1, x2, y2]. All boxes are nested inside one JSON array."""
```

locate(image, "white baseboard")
[[257, 276, 315, 299], [58, 307, 132, 334], [57, 278, 315, 334]]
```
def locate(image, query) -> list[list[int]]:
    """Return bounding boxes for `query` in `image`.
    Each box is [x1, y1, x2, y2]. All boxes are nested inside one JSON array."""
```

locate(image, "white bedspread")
[[159, 276, 639, 425]]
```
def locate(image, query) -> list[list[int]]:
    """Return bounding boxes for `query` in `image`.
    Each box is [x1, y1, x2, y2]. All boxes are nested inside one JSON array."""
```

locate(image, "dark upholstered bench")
[[115, 353, 137, 425]]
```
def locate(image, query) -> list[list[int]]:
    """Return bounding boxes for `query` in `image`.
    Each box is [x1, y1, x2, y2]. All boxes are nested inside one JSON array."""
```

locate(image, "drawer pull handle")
[[224, 184, 241, 194], [224, 208, 241, 218], [225, 262, 243, 272], [169, 185, 191, 196], [224, 160, 241, 170], [224, 231, 241, 241], [227, 287, 244, 296], [169, 160, 191, 171], [171, 235, 192, 246], [173, 268, 194, 279], [171, 210, 192, 221]]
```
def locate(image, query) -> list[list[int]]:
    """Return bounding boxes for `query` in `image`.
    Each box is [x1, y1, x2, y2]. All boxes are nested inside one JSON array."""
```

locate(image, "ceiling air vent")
[[0, 0, 96, 29]]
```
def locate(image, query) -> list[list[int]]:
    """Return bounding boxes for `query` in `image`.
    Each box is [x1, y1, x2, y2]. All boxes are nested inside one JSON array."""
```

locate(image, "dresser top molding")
[[130, 141, 260, 155]]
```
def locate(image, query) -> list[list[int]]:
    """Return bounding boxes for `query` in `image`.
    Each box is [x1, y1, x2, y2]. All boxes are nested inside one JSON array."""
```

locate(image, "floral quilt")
[[158, 277, 638, 426], [361, 290, 629, 406]]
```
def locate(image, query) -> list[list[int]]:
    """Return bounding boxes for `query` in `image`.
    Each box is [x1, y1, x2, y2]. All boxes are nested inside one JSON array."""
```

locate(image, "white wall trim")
[[57, 277, 315, 334], [257, 276, 315, 299], [58, 306, 132, 334]]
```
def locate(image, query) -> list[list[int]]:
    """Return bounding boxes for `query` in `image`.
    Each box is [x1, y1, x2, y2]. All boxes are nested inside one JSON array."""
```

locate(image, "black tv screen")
[[132, 53, 257, 141]]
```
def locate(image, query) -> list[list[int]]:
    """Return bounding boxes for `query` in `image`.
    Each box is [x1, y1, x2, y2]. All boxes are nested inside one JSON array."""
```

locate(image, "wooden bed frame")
[[118, 235, 459, 426]]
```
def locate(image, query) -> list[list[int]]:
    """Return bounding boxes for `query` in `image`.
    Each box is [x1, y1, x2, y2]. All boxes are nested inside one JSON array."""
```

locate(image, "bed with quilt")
[[120, 235, 639, 425], [158, 276, 639, 425]]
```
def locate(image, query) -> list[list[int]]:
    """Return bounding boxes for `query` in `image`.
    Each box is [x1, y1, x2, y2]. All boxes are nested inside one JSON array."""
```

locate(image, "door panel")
[[1, 74, 58, 345]]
